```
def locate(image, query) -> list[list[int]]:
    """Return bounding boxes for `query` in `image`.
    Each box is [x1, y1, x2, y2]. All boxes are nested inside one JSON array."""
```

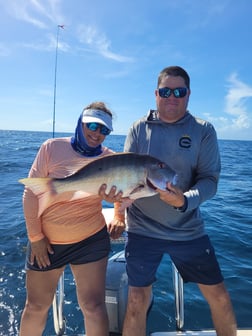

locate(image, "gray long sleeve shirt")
[[124, 110, 221, 241]]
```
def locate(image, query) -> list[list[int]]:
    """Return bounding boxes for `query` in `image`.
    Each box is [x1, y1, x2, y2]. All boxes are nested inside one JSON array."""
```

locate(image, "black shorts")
[[125, 233, 223, 286], [25, 226, 110, 271]]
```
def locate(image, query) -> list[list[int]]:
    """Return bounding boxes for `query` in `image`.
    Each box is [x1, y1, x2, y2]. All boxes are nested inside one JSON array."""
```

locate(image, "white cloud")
[[18, 29, 69, 53], [202, 74, 252, 139], [224, 73, 252, 129], [77, 24, 134, 63], [2, 0, 64, 29], [2, 1, 132, 62]]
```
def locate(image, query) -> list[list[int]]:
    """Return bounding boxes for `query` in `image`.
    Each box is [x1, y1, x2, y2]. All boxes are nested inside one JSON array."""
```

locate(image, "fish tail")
[[19, 177, 53, 195], [19, 177, 56, 216]]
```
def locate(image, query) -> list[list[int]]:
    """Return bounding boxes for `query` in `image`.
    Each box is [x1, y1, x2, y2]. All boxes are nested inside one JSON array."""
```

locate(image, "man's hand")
[[156, 182, 185, 208], [30, 237, 54, 269]]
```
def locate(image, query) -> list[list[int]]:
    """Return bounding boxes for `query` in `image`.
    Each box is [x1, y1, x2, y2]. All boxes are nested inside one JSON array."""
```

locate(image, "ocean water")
[[0, 129, 251, 335]]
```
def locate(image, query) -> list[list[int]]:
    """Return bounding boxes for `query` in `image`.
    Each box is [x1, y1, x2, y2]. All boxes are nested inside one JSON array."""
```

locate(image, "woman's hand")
[[99, 184, 123, 203], [30, 237, 54, 269], [107, 219, 126, 239]]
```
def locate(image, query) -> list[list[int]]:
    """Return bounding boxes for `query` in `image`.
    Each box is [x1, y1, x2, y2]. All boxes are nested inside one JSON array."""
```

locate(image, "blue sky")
[[0, 0, 252, 140]]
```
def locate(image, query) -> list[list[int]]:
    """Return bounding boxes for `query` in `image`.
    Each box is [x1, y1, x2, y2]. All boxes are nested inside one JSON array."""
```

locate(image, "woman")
[[19, 102, 124, 336]]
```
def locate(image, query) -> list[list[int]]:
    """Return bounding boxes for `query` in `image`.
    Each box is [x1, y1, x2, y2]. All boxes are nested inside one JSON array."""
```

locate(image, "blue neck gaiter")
[[71, 115, 102, 157]]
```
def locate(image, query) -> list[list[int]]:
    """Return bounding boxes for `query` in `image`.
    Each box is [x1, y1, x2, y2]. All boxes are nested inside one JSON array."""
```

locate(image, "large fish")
[[19, 153, 177, 215]]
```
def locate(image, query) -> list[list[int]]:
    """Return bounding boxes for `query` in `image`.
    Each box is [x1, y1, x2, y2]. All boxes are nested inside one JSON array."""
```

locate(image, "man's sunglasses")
[[158, 87, 188, 98], [86, 122, 111, 135]]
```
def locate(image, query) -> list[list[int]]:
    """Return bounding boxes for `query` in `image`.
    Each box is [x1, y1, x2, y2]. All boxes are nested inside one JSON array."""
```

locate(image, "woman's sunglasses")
[[158, 87, 188, 98], [86, 122, 111, 135]]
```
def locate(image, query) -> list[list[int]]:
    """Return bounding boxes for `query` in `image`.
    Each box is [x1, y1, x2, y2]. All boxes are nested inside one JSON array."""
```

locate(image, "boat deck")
[[52, 331, 251, 336], [150, 330, 251, 335]]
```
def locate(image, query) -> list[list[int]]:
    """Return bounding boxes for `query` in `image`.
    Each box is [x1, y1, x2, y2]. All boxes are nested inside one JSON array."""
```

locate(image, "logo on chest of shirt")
[[179, 135, 192, 148]]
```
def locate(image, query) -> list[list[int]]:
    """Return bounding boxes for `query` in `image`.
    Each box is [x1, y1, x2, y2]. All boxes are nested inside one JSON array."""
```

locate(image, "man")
[[121, 66, 237, 336]]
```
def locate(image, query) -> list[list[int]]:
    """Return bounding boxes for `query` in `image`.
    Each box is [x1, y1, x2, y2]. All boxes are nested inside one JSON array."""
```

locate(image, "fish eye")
[[158, 162, 166, 169]]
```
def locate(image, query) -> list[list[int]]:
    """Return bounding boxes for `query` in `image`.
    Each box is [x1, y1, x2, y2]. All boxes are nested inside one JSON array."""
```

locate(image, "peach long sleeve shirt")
[[23, 137, 114, 244]]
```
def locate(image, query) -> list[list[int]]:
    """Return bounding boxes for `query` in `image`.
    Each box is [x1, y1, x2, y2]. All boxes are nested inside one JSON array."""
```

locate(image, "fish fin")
[[120, 198, 134, 211], [128, 183, 157, 200], [19, 177, 53, 196], [129, 184, 145, 196], [19, 177, 57, 217]]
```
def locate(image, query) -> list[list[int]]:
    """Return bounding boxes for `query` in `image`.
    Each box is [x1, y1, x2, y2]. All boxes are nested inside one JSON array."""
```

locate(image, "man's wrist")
[[174, 196, 188, 212]]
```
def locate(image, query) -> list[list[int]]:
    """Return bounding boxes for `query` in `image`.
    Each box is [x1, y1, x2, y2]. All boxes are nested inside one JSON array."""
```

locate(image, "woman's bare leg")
[[71, 257, 109, 336], [20, 267, 65, 336]]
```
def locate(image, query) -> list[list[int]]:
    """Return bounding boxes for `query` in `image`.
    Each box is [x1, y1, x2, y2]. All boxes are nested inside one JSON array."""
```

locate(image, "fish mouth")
[[146, 178, 157, 190]]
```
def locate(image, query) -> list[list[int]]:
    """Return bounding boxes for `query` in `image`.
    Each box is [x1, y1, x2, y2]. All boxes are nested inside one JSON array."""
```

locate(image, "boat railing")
[[52, 261, 184, 335], [53, 273, 66, 335], [172, 262, 184, 330]]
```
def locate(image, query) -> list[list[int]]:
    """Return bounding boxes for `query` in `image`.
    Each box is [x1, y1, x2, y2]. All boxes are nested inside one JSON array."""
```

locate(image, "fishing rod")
[[52, 24, 64, 138], [52, 24, 66, 336]]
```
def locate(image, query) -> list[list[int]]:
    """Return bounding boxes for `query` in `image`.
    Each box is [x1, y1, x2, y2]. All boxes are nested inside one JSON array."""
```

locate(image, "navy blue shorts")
[[125, 233, 223, 286], [25, 226, 110, 271]]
